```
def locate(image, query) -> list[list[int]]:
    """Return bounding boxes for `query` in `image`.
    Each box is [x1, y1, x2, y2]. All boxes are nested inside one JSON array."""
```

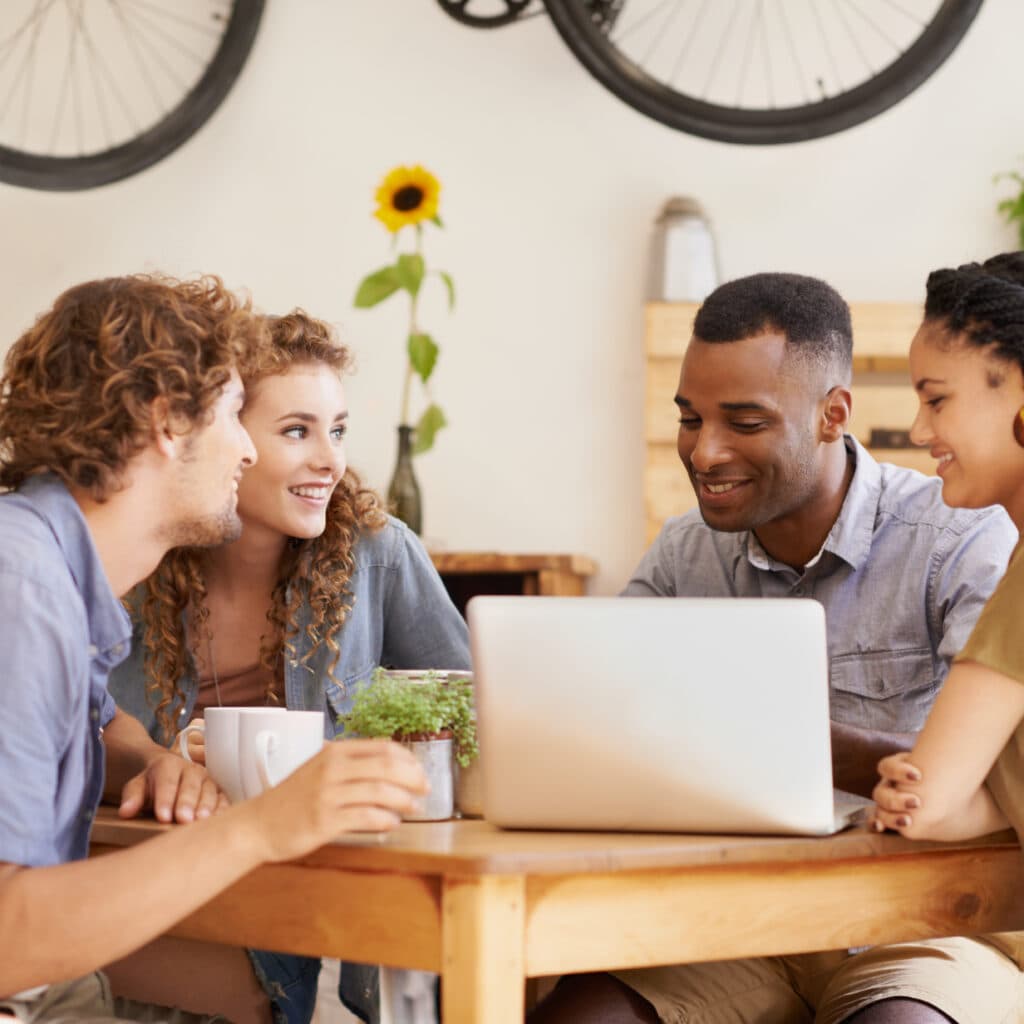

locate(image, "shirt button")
[[87, 644, 98, 658], [81, 808, 93, 822], [111, 643, 125, 657], [90, 708, 99, 722]]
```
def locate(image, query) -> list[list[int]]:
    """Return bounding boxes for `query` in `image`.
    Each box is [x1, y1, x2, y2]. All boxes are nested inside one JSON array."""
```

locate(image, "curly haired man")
[[0, 275, 428, 1024]]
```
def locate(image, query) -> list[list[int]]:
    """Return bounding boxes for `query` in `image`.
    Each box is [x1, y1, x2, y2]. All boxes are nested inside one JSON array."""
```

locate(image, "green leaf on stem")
[[438, 271, 456, 311], [408, 332, 439, 383], [354, 266, 401, 307], [413, 403, 447, 455], [396, 253, 425, 297], [431, 215, 444, 229]]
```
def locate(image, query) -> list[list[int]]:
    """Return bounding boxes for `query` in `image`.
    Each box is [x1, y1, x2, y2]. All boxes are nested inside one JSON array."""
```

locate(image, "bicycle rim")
[[543, 0, 984, 144], [0, 0, 264, 191]]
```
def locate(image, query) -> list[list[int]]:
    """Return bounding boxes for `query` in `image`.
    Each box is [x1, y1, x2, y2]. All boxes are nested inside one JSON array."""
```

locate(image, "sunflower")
[[373, 165, 441, 233]]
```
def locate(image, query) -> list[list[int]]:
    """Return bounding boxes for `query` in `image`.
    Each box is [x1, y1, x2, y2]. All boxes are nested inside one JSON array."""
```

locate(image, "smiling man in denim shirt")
[[0, 275, 428, 1024], [531, 274, 1020, 1024]]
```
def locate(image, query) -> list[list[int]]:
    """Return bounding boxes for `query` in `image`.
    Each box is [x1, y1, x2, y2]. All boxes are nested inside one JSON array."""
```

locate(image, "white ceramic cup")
[[238, 709, 325, 798], [178, 707, 301, 803]]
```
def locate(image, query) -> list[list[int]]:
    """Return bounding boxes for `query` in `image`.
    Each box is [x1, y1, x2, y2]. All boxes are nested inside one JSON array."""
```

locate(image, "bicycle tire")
[[542, 0, 984, 144], [0, 0, 264, 191]]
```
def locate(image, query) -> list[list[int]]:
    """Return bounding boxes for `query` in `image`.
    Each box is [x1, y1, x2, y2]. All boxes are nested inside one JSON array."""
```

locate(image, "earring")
[[1014, 408, 1024, 449]]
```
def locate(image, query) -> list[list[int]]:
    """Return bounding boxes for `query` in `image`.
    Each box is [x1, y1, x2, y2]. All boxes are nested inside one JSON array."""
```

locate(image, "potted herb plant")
[[339, 669, 477, 821]]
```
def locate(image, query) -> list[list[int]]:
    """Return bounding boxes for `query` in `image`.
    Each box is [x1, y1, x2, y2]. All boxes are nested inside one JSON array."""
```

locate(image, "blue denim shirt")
[[623, 437, 1018, 732], [109, 515, 471, 742], [0, 474, 129, 867]]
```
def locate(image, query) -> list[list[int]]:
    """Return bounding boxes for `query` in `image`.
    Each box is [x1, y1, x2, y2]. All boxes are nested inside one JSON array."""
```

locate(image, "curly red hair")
[[137, 311, 387, 740], [0, 274, 262, 499]]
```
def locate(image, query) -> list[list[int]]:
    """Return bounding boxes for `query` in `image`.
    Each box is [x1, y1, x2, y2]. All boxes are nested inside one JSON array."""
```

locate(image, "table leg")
[[442, 875, 526, 1024]]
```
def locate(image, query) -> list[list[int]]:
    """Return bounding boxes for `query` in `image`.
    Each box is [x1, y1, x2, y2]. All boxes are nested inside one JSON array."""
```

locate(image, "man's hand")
[[119, 750, 228, 824], [241, 739, 430, 862]]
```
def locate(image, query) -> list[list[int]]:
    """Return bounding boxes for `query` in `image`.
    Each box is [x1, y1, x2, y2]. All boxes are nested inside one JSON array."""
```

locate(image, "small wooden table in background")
[[429, 552, 597, 616]]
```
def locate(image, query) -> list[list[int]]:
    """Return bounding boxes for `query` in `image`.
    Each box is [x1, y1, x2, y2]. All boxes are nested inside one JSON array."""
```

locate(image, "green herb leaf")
[[438, 271, 456, 311], [395, 253, 425, 297], [354, 266, 401, 307], [338, 668, 478, 765], [431, 215, 445, 229], [408, 332, 439, 383], [413, 403, 447, 455]]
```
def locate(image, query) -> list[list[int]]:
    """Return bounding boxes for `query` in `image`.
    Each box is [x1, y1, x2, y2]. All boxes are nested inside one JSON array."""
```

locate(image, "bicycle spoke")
[[639, 0, 688, 71], [833, 0, 875, 77], [736, 0, 763, 107], [844, 0, 904, 57], [776, 1, 809, 105], [0, 4, 50, 140], [811, 0, 843, 96], [48, 1, 77, 152], [109, 1, 171, 117], [611, 0, 678, 48], [758, 2, 773, 109], [670, 0, 711, 88], [121, 0, 215, 69], [123, 0, 227, 40], [702, 0, 742, 101], [0, 0, 56, 64]]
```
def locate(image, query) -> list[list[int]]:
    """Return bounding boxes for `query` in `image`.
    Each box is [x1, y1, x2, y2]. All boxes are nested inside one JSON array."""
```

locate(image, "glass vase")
[[387, 424, 422, 534]]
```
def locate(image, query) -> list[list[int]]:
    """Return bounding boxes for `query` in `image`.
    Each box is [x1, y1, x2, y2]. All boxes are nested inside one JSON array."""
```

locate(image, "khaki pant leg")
[[0, 974, 225, 1024], [613, 951, 849, 1024], [814, 937, 1024, 1024]]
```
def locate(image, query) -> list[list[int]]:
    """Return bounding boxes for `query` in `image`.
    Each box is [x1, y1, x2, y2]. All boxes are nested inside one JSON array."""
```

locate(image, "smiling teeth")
[[290, 486, 329, 498], [705, 482, 739, 494], [937, 454, 953, 467]]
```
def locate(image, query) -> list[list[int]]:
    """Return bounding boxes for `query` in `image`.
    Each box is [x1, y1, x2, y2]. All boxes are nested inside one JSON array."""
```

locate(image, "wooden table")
[[428, 552, 597, 615], [91, 810, 1024, 1024]]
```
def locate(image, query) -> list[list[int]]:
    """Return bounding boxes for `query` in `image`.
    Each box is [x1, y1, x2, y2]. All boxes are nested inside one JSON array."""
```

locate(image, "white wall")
[[2, 0, 1021, 594]]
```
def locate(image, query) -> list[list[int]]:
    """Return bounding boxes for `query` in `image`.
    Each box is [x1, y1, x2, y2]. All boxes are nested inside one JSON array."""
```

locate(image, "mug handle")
[[254, 729, 281, 791], [178, 719, 205, 763]]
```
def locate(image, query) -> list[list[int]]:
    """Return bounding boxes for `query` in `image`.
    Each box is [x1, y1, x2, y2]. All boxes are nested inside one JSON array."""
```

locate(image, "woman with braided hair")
[[106, 309, 468, 1024], [870, 251, 1024, 847]]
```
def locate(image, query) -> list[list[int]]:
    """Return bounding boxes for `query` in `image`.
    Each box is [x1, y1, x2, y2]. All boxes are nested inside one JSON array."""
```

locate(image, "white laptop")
[[467, 596, 868, 836]]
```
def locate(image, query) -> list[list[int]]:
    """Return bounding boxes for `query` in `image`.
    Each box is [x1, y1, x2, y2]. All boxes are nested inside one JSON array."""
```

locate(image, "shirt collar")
[[16, 473, 131, 660], [744, 436, 879, 574]]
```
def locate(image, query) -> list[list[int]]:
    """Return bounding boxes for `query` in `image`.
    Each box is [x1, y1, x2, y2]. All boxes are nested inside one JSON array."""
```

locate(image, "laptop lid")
[[468, 595, 841, 835]]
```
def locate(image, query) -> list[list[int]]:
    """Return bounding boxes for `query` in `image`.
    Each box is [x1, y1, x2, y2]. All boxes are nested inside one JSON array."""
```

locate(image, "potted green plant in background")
[[340, 668, 477, 821], [996, 159, 1024, 247], [354, 164, 455, 535]]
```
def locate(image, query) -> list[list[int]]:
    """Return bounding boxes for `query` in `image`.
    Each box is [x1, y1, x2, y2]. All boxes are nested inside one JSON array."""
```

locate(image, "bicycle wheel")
[[542, 0, 984, 144], [0, 0, 264, 191]]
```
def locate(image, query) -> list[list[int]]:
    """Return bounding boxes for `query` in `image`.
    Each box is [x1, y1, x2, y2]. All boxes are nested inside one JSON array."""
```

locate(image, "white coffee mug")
[[178, 707, 292, 803], [238, 709, 325, 798]]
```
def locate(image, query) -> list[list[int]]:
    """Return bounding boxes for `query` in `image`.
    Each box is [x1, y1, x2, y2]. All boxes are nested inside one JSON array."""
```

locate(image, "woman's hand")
[[868, 752, 922, 834], [175, 719, 207, 765]]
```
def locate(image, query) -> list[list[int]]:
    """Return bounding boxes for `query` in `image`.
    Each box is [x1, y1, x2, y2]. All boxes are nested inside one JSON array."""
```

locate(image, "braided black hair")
[[923, 252, 1024, 373], [693, 272, 853, 380]]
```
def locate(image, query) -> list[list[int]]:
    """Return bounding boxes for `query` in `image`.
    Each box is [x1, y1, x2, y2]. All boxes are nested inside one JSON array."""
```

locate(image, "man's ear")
[[149, 397, 178, 459], [821, 386, 852, 442]]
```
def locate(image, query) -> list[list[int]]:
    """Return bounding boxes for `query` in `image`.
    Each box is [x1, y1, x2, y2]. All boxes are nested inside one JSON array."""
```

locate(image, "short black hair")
[[923, 251, 1024, 373], [692, 272, 853, 378]]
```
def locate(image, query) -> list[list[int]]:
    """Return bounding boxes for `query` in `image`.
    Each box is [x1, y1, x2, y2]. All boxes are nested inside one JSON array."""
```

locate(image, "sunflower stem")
[[400, 230, 423, 427]]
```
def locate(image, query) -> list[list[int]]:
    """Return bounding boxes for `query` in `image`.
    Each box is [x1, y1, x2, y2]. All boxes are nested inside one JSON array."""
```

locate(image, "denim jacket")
[[109, 515, 471, 742], [107, 515, 469, 1024]]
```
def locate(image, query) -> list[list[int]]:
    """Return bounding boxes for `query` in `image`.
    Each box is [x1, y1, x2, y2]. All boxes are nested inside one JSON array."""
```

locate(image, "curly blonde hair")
[[138, 311, 387, 740], [0, 274, 261, 499]]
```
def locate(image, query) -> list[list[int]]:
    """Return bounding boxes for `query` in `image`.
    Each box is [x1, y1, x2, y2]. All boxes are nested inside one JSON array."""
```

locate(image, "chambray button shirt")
[[623, 437, 1018, 732], [0, 474, 130, 867]]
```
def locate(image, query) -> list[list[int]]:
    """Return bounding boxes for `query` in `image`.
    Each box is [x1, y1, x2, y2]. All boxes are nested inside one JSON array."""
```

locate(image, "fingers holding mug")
[[177, 718, 207, 765]]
